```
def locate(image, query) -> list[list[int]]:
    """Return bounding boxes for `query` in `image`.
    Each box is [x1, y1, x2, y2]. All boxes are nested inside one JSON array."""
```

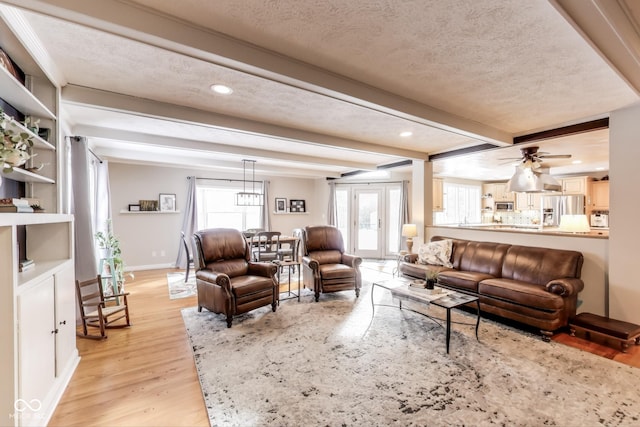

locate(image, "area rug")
[[166, 272, 196, 299], [182, 283, 640, 426]]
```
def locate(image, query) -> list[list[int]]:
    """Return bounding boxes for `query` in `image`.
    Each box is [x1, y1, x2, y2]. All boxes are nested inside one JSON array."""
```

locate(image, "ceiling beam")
[[63, 85, 429, 160], [74, 125, 378, 171], [4, 0, 512, 146], [551, 0, 640, 96], [513, 118, 609, 144]]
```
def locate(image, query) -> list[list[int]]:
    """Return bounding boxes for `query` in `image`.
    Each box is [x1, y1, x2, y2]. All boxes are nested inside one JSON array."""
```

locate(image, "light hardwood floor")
[[49, 268, 640, 426]]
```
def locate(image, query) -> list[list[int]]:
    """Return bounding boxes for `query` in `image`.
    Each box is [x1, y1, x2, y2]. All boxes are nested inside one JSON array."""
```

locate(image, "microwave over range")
[[495, 202, 514, 211]]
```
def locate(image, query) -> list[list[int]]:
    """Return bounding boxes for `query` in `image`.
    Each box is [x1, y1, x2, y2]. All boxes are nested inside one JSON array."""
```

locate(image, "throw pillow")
[[417, 239, 453, 267]]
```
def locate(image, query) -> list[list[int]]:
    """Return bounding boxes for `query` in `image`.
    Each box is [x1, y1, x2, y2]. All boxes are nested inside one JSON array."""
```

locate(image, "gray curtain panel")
[[327, 182, 336, 226], [69, 136, 99, 282], [176, 176, 198, 268]]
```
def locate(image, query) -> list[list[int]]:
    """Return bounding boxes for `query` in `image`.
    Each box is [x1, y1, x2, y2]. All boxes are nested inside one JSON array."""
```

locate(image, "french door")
[[336, 183, 402, 259], [353, 188, 383, 258]]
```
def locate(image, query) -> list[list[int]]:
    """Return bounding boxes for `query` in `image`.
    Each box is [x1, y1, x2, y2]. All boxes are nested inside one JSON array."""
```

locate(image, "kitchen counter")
[[446, 223, 609, 238]]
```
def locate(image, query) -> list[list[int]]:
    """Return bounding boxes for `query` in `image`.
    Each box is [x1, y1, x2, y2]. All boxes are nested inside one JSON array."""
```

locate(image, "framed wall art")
[[128, 204, 141, 212], [159, 193, 177, 212], [289, 199, 306, 213], [275, 197, 287, 213]]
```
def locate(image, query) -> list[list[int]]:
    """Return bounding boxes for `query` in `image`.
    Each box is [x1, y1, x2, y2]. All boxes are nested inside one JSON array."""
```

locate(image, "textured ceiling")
[[1, 0, 639, 179]]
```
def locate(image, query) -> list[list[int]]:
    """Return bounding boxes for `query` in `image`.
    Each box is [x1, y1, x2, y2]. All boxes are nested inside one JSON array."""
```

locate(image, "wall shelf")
[[1, 112, 55, 150], [119, 210, 181, 214], [0, 67, 56, 119], [273, 211, 309, 215], [2, 167, 55, 184]]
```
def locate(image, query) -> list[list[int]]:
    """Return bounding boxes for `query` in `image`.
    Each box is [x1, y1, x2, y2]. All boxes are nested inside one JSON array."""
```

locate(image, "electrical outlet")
[[160, 250, 166, 257], [152, 251, 157, 257]]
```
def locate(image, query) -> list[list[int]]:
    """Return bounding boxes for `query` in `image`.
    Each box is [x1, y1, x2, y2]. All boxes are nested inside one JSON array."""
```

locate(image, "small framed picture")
[[128, 204, 141, 212], [290, 199, 306, 213], [159, 193, 177, 212], [275, 197, 287, 213]]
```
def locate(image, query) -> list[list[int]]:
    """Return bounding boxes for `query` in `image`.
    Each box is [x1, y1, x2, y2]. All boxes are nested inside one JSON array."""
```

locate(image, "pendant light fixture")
[[235, 159, 264, 206]]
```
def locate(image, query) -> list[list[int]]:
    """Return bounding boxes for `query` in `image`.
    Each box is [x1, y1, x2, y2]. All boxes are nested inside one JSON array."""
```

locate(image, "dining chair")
[[251, 231, 281, 262], [181, 231, 194, 282]]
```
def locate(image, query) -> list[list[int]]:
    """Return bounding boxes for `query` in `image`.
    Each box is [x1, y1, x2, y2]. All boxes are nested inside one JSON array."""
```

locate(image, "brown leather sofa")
[[192, 228, 278, 327], [301, 225, 362, 302], [399, 236, 584, 339]]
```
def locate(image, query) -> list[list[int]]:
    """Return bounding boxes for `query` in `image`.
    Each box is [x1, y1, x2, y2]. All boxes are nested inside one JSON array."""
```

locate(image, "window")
[[196, 183, 261, 231], [434, 182, 481, 225]]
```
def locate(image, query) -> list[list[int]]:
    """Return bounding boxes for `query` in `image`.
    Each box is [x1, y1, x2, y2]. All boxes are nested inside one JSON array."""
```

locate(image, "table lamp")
[[401, 223, 418, 253], [558, 215, 591, 234]]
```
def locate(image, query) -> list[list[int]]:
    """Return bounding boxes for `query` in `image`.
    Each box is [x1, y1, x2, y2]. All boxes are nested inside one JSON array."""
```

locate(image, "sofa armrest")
[[248, 262, 278, 278], [196, 268, 232, 292], [302, 256, 319, 271], [545, 278, 584, 297], [341, 253, 362, 268], [403, 253, 419, 263]]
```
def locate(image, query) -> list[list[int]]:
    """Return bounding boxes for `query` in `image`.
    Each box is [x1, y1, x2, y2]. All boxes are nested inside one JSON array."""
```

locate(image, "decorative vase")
[[426, 279, 436, 290]]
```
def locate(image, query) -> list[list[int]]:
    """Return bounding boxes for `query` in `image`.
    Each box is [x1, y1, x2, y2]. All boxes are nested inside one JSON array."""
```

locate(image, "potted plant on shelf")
[[0, 108, 34, 174], [95, 219, 133, 293]]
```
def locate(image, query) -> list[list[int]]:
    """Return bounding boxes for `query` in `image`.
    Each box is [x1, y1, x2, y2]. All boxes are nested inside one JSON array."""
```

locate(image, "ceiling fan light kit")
[[506, 146, 567, 193]]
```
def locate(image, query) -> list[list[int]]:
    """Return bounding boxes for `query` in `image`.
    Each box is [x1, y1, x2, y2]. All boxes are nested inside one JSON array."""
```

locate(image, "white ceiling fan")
[[503, 146, 571, 193]]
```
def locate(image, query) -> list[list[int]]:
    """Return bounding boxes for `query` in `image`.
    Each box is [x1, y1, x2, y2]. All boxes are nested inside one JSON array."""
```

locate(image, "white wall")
[[108, 163, 326, 270], [609, 103, 640, 323]]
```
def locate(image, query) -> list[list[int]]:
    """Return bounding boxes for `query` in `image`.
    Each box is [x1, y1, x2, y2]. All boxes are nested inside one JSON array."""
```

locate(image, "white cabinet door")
[[18, 278, 56, 421], [54, 265, 76, 376], [433, 178, 443, 211]]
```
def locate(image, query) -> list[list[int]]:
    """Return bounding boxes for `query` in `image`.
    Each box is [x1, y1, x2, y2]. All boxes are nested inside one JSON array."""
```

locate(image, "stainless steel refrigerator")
[[541, 195, 585, 227]]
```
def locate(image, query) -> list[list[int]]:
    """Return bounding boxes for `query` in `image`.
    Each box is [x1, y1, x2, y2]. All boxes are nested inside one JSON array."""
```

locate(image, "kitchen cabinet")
[[516, 192, 541, 211], [589, 180, 610, 210], [560, 176, 591, 195], [0, 215, 79, 427], [433, 178, 443, 212], [493, 183, 514, 202]]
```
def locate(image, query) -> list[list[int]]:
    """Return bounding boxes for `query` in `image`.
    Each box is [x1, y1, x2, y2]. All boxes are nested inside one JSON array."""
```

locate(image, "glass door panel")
[[354, 189, 382, 258]]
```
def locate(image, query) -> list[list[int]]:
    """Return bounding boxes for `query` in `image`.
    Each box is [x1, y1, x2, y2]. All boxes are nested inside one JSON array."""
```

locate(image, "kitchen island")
[[425, 225, 609, 317]]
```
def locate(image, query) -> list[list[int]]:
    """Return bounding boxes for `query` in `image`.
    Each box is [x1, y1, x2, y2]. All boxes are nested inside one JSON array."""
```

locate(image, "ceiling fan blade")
[[498, 157, 524, 161], [538, 154, 571, 159]]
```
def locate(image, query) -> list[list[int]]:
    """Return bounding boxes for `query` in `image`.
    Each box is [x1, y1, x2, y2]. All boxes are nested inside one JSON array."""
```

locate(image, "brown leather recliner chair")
[[192, 228, 278, 327], [301, 225, 362, 302]]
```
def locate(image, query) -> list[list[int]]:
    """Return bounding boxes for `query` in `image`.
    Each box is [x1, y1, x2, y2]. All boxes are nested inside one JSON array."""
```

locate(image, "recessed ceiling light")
[[572, 160, 582, 164], [400, 131, 413, 137], [210, 84, 233, 95]]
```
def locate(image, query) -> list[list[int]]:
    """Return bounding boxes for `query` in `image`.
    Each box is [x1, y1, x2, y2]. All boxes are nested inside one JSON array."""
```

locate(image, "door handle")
[[378, 218, 381, 228]]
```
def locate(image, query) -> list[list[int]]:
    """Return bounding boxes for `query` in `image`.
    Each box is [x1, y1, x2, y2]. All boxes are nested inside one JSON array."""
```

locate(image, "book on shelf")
[[0, 198, 35, 212], [0, 205, 34, 213]]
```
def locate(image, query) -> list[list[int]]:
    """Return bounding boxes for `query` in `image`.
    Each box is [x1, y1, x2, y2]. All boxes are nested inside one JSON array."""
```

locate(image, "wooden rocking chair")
[[75, 274, 131, 339]]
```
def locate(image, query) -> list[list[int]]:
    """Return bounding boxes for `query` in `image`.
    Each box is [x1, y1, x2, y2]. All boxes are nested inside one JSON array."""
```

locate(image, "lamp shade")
[[558, 215, 590, 233], [401, 224, 417, 238]]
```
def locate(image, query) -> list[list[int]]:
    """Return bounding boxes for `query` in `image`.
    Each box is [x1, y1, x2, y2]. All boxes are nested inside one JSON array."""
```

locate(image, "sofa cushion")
[[437, 270, 495, 293], [479, 278, 564, 310], [457, 241, 510, 277], [417, 239, 453, 267], [319, 263, 356, 280], [501, 245, 583, 285]]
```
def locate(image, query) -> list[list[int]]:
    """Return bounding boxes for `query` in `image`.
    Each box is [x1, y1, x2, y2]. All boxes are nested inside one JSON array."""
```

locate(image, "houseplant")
[[95, 219, 133, 292], [425, 270, 438, 290], [0, 108, 34, 173]]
